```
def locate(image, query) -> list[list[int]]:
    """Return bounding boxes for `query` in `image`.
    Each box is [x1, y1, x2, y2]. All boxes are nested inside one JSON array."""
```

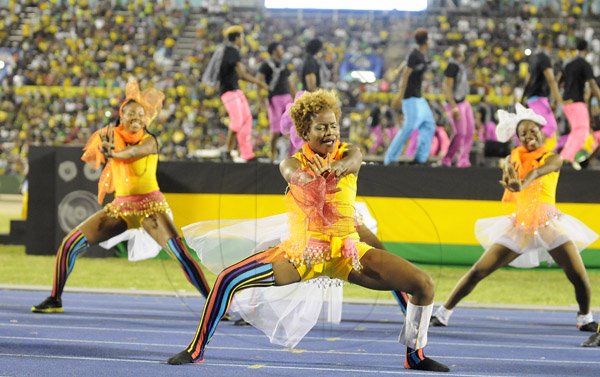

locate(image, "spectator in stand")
[[3, 3, 600, 168]]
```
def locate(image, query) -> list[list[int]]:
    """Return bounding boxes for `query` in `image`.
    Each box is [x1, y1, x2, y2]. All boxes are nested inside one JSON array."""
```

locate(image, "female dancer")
[[431, 104, 598, 331], [168, 90, 449, 372], [32, 80, 210, 312]]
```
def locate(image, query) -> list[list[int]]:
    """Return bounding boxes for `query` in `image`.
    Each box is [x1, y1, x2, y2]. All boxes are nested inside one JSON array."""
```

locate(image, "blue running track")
[[1, 289, 598, 377]]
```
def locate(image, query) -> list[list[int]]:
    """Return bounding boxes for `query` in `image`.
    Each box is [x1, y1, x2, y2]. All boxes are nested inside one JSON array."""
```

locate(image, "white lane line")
[[3, 303, 201, 316], [4, 295, 578, 317], [3, 300, 573, 321], [0, 321, 586, 343], [2, 334, 594, 352], [432, 340, 589, 351], [2, 335, 598, 362], [0, 322, 190, 335], [0, 353, 156, 364], [1, 312, 582, 338], [6, 313, 197, 325], [8, 286, 593, 312]]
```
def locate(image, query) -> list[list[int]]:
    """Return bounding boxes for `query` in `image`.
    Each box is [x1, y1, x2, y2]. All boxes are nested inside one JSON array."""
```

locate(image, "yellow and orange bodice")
[[279, 143, 369, 277], [82, 129, 168, 228], [505, 148, 560, 233]]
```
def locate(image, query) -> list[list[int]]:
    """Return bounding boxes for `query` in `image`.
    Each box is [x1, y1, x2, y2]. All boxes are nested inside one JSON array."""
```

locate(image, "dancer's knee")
[[59, 229, 84, 252], [412, 270, 435, 303], [215, 268, 242, 293]]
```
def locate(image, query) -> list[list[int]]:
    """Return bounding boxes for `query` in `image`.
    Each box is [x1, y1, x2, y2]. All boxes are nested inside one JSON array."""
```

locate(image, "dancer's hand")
[[307, 153, 332, 177], [99, 125, 115, 159], [504, 177, 522, 192], [499, 158, 521, 192]]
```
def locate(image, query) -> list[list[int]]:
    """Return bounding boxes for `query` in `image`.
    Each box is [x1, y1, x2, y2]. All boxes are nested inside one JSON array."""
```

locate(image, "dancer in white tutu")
[[431, 103, 598, 331]]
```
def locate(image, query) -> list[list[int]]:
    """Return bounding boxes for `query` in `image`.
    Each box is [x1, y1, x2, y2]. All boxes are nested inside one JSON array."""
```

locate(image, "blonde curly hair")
[[289, 90, 341, 139]]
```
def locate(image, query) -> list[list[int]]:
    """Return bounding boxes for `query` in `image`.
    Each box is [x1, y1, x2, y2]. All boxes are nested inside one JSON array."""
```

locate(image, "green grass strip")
[[2, 245, 600, 307], [384, 242, 600, 268]]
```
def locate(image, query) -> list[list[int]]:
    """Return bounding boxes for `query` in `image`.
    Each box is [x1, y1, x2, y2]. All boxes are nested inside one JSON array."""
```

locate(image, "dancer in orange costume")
[[168, 90, 449, 372], [32, 80, 210, 313]]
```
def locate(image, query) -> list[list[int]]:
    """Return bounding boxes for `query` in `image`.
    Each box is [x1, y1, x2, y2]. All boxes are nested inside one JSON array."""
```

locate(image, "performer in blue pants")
[[385, 28, 435, 166]]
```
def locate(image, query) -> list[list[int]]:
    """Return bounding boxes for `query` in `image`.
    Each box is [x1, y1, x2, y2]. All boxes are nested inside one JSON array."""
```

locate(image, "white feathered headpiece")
[[495, 103, 547, 143]]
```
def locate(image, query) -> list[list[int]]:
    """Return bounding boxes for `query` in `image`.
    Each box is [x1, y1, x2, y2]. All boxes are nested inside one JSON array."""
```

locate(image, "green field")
[[2, 245, 599, 308], [2, 194, 599, 308]]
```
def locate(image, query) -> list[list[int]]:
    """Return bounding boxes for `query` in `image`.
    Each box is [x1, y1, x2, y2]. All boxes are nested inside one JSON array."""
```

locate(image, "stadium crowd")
[[1, 0, 600, 175]]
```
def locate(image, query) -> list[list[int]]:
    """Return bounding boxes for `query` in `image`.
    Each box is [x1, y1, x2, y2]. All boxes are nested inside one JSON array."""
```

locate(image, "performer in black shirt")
[[384, 28, 436, 166], [217, 25, 268, 162], [441, 47, 475, 168], [522, 34, 563, 151], [258, 42, 295, 161], [560, 39, 600, 170]]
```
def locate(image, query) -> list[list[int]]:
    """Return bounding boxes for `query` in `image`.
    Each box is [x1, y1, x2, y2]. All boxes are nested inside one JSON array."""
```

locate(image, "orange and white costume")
[[81, 81, 170, 259], [475, 146, 598, 268]]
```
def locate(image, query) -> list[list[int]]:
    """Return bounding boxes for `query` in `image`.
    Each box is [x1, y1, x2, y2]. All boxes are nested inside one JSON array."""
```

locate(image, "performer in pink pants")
[[559, 39, 600, 169], [521, 34, 563, 149], [441, 47, 475, 168], [406, 126, 449, 159], [216, 25, 268, 162], [280, 91, 306, 154], [258, 42, 295, 162], [221, 90, 255, 160]]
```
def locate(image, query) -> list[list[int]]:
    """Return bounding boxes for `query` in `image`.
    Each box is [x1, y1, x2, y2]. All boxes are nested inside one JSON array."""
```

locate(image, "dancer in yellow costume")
[[168, 89, 449, 372], [32, 80, 210, 313], [431, 104, 598, 330]]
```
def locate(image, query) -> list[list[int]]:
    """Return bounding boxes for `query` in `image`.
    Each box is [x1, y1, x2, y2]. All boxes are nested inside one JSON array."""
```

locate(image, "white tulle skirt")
[[182, 202, 377, 348], [475, 212, 598, 268]]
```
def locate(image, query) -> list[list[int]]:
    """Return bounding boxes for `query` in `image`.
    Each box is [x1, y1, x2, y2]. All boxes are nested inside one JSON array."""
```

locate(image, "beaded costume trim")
[[286, 237, 363, 273], [104, 190, 169, 219]]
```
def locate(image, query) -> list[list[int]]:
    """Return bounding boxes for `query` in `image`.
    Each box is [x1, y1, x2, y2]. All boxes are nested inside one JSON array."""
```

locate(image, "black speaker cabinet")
[[26, 146, 114, 257]]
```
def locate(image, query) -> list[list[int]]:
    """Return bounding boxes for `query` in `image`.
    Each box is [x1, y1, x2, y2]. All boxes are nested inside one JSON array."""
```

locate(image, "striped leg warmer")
[[168, 251, 275, 364], [51, 229, 89, 299], [165, 237, 211, 298]]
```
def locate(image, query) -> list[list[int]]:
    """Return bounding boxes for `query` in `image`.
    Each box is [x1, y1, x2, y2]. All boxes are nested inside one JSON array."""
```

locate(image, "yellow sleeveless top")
[[515, 153, 558, 207], [114, 134, 160, 196], [290, 143, 357, 237], [512, 152, 560, 233]]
